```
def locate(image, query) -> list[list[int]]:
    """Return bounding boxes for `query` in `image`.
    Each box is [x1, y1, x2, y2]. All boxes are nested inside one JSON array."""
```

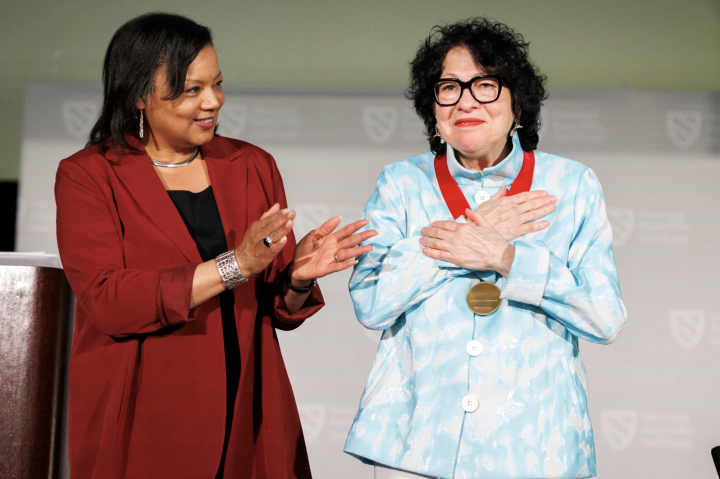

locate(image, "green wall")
[[1, 0, 719, 179]]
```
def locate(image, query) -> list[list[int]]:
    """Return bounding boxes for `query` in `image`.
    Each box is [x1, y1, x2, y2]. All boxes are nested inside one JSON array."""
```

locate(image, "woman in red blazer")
[[54, 13, 375, 479]]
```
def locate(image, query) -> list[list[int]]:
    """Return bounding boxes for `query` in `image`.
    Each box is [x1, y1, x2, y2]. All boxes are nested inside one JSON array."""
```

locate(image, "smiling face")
[[139, 46, 224, 154], [434, 46, 516, 167]]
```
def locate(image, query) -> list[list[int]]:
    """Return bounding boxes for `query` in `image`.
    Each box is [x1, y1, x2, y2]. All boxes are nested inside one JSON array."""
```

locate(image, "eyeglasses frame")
[[433, 74, 504, 106]]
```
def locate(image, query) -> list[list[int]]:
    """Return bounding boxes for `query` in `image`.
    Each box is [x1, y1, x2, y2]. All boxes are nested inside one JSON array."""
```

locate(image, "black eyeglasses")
[[434, 75, 504, 106]]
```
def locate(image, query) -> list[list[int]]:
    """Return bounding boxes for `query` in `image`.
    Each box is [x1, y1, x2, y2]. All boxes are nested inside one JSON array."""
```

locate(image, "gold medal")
[[466, 282, 502, 315]]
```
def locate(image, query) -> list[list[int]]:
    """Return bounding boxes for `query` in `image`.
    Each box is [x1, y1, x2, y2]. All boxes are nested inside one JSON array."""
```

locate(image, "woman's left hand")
[[420, 210, 515, 277], [289, 217, 377, 285]]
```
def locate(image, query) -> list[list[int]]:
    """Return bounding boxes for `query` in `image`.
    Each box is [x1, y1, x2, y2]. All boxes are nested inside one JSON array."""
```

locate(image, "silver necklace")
[[149, 147, 200, 168]]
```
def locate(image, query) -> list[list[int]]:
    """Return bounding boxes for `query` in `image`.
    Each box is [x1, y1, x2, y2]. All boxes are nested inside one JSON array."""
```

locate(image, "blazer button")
[[461, 395, 479, 413], [466, 340, 483, 357]]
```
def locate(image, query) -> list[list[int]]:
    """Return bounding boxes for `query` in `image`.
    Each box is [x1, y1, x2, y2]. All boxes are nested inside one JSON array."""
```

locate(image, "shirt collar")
[[446, 132, 524, 188]]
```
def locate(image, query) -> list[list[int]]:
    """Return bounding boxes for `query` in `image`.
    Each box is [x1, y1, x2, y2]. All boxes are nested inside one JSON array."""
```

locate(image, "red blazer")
[[55, 135, 324, 479]]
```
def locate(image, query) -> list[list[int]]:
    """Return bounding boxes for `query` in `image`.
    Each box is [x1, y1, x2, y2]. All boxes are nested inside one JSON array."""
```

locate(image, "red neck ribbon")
[[434, 150, 536, 219]]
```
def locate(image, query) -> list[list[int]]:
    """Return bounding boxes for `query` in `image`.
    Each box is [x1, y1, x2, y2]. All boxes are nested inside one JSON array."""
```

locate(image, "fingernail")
[[337, 215, 343, 220], [286, 220, 293, 227], [280, 236, 287, 243]]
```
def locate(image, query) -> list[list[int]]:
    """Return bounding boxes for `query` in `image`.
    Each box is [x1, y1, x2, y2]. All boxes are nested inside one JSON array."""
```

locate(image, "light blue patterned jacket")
[[344, 134, 627, 479]]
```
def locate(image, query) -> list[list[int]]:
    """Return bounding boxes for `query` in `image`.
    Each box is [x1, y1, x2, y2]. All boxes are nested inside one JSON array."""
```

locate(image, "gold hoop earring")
[[509, 120, 522, 138]]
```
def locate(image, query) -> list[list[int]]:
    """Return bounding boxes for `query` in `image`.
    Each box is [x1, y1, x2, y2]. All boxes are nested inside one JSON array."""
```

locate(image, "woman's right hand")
[[234, 204, 296, 277], [470, 187, 556, 241]]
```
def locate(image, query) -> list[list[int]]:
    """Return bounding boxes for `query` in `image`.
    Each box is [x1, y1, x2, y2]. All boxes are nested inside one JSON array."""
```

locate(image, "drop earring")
[[434, 124, 445, 144], [139, 110, 144, 139]]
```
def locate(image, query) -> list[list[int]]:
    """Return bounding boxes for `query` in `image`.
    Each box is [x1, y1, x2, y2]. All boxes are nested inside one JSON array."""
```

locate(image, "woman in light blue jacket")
[[344, 18, 627, 479]]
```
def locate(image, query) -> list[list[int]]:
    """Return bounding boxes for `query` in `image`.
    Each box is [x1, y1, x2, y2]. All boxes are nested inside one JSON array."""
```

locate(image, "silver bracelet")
[[216, 250, 248, 289]]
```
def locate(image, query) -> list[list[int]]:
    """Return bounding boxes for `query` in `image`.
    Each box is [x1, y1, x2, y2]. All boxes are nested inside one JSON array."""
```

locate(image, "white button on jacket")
[[465, 340, 483, 357], [461, 395, 479, 413], [474, 189, 491, 204]]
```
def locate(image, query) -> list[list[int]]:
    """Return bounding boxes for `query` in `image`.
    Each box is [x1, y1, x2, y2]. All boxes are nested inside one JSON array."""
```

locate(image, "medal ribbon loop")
[[434, 150, 536, 219]]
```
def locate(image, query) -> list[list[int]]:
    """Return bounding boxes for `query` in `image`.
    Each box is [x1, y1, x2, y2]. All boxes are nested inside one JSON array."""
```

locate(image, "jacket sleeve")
[[260, 153, 324, 331], [55, 159, 198, 338], [349, 167, 466, 331], [500, 168, 628, 344]]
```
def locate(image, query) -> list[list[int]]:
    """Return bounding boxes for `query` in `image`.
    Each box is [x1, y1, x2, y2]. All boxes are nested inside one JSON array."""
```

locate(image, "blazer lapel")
[[203, 140, 247, 251], [110, 146, 203, 264], [203, 138, 255, 372]]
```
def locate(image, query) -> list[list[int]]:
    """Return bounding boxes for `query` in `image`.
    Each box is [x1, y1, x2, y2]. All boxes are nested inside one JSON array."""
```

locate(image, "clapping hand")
[[289, 216, 377, 285], [234, 204, 296, 278]]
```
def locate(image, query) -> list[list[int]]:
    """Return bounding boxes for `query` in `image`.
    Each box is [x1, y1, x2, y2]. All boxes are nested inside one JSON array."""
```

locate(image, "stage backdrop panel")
[[17, 83, 720, 479]]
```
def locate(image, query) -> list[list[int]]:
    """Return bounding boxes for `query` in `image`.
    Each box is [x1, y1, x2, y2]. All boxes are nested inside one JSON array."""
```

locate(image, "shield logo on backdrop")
[[669, 310, 706, 350], [62, 100, 100, 140], [298, 403, 326, 443], [362, 106, 399, 144], [606, 208, 635, 246], [601, 410, 637, 452], [666, 111, 702, 150], [294, 203, 331, 239], [217, 102, 249, 139]]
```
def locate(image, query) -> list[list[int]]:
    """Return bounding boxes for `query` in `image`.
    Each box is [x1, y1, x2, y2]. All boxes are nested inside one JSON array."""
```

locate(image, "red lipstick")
[[454, 118, 485, 127]]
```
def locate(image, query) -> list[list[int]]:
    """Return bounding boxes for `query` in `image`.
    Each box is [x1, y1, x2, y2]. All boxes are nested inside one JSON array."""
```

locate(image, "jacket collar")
[[446, 132, 523, 188], [108, 135, 247, 263]]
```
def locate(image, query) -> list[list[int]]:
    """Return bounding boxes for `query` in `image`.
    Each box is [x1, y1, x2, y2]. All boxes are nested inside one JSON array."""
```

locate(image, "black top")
[[167, 186, 240, 478]]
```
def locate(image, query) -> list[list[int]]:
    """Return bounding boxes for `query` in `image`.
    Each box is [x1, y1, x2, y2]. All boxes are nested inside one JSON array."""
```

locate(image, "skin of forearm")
[[282, 283, 312, 314], [189, 259, 228, 309]]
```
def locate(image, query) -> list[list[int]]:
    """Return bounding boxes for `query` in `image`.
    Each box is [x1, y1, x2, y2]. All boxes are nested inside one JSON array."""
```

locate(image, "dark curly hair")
[[407, 18, 547, 154]]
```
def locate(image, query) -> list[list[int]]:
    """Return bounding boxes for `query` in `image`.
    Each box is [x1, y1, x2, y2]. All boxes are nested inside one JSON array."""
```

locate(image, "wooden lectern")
[[0, 264, 73, 479]]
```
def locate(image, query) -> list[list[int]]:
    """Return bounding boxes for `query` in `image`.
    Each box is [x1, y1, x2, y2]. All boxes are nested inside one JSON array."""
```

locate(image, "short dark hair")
[[407, 18, 547, 154], [88, 12, 213, 150]]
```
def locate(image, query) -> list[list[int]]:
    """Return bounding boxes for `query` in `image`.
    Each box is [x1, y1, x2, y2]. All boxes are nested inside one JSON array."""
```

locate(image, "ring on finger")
[[263, 236, 273, 248], [334, 253, 339, 262]]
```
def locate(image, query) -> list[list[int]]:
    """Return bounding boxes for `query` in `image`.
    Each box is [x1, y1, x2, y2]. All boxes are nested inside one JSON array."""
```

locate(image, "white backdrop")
[[17, 83, 720, 478]]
